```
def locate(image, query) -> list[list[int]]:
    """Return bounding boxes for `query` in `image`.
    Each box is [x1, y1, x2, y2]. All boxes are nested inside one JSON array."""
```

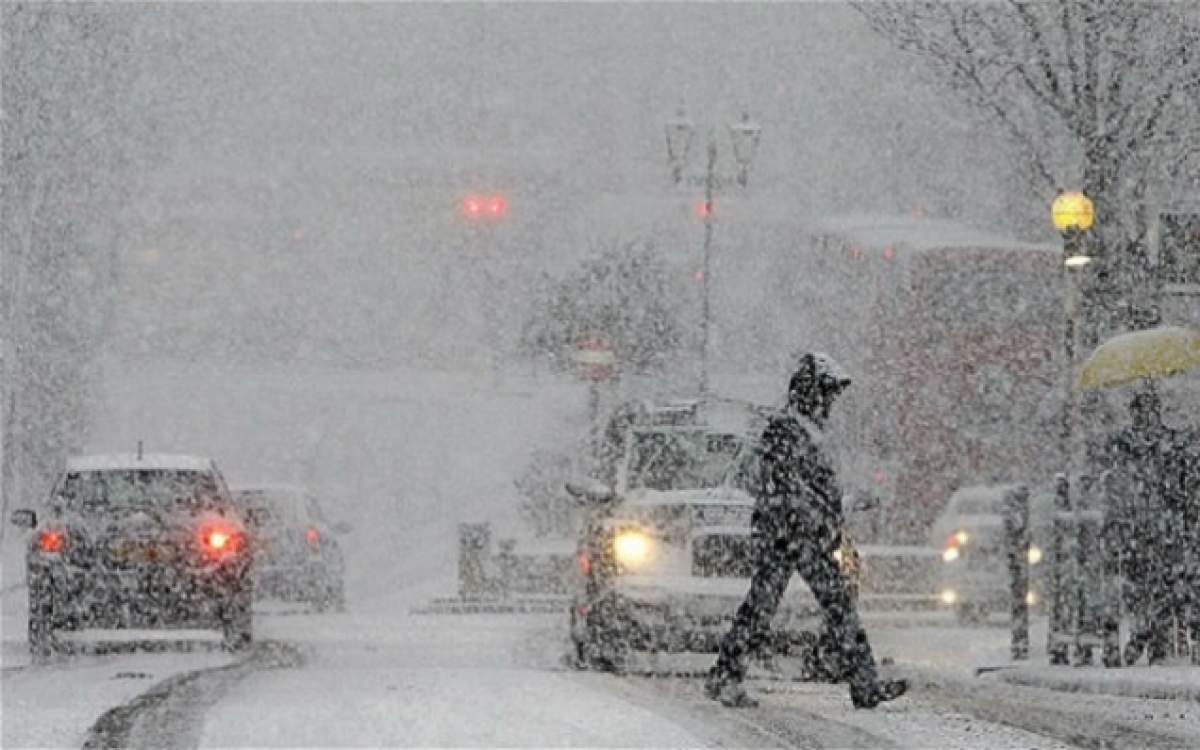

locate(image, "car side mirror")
[[332, 520, 353, 535], [564, 478, 615, 505], [10, 509, 37, 529]]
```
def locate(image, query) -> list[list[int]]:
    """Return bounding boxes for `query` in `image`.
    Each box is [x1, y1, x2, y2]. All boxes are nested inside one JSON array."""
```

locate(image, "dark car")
[[232, 484, 348, 611], [9, 453, 254, 662]]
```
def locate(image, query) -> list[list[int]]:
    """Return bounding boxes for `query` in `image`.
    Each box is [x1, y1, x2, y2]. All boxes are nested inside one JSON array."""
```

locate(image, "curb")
[[992, 666, 1200, 702]]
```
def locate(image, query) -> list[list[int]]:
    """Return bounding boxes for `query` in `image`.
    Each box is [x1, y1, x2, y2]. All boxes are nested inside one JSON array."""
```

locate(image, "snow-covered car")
[[932, 484, 1051, 624], [8, 453, 253, 661], [232, 484, 349, 611], [567, 398, 838, 671]]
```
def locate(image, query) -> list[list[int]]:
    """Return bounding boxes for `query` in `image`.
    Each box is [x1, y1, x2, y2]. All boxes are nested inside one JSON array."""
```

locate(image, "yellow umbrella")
[[1076, 325, 1200, 391]]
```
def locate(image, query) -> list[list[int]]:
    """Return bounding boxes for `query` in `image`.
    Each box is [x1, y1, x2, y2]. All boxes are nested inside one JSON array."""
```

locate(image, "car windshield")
[[236, 492, 305, 525], [627, 429, 743, 491], [58, 470, 222, 510]]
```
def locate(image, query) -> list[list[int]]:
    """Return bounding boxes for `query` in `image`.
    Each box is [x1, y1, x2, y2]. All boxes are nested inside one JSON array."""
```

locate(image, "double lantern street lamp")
[[665, 109, 762, 394]]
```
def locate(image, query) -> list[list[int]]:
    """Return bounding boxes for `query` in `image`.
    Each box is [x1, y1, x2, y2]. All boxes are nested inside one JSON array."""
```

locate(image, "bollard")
[[458, 522, 492, 598], [1048, 473, 1071, 665], [1004, 485, 1031, 661], [1074, 473, 1111, 666]]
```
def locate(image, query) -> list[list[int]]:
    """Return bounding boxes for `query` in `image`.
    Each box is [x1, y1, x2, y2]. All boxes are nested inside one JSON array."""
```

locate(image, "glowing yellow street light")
[[1051, 191, 1095, 232]]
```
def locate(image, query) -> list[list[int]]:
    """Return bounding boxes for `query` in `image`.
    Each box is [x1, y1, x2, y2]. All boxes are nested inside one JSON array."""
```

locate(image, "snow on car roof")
[[231, 483, 307, 498], [625, 488, 754, 508], [811, 214, 1059, 255], [65, 453, 214, 472]]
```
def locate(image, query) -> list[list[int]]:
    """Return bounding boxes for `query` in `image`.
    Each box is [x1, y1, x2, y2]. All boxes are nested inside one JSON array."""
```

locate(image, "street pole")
[[699, 134, 717, 396], [665, 111, 759, 397], [1004, 485, 1031, 661], [1048, 192, 1096, 665], [1051, 229, 1082, 664]]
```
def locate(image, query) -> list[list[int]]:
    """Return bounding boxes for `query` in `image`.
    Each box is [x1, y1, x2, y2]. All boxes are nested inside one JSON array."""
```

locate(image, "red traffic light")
[[462, 193, 507, 220]]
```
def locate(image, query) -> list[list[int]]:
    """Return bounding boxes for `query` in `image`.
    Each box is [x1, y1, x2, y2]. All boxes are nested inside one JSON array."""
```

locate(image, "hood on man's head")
[[790, 352, 851, 393]]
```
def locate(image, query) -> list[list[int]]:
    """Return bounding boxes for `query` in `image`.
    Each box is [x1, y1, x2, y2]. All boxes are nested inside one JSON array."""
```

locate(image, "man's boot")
[[850, 678, 908, 709], [705, 667, 759, 708]]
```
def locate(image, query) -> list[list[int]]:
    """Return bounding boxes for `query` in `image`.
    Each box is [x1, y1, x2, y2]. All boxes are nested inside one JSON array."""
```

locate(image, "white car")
[[568, 399, 832, 671], [233, 484, 349, 611], [931, 484, 1051, 624]]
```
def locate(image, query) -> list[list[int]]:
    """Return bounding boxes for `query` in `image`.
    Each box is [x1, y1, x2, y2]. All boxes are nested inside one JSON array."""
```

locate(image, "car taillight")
[[199, 523, 242, 556], [577, 553, 591, 576], [305, 527, 320, 547], [38, 530, 65, 554]]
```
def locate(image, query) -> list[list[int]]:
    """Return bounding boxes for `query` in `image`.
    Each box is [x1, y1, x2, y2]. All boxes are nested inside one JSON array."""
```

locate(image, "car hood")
[[622, 486, 755, 508]]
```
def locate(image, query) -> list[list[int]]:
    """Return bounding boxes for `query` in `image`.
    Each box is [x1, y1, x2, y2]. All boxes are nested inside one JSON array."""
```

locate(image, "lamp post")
[[1049, 190, 1094, 665], [664, 109, 761, 394]]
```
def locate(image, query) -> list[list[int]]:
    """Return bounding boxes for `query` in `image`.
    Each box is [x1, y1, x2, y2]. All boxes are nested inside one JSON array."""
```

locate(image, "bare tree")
[[519, 239, 685, 376], [856, 1, 1200, 339], [1, 4, 156, 527]]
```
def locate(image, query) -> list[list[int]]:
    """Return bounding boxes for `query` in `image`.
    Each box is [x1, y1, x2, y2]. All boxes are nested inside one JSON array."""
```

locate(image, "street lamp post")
[[1049, 190, 1095, 665], [664, 109, 761, 394]]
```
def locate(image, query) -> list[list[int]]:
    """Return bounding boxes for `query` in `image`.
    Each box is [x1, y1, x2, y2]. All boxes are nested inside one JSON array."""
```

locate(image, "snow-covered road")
[[5, 364, 1198, 748], [6, 578, 1200, 749], [200, 607, 709, 748]]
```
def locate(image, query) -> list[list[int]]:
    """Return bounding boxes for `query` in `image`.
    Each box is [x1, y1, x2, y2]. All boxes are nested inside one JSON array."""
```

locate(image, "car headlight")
[[613, 530, 653, 569], [942, 546, 960, 563], [1025, 589, 1038, 606], [940, 588, 958, 606], [1028, 545, 1043, 565]]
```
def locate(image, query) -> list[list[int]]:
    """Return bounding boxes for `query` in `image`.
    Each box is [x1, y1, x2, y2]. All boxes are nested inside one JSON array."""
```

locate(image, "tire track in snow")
[[81, 640, 304, 750]]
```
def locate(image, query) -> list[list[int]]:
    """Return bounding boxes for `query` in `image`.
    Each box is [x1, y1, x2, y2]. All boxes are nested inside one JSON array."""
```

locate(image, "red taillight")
[[200, 523, 242, 556], [577, 553, 591, 576], [38, 530, 65, 554], [305, 527, 320, 547]]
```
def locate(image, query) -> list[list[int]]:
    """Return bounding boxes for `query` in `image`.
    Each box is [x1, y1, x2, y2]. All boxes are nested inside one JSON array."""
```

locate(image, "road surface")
[[7, 576, 1199, 749]]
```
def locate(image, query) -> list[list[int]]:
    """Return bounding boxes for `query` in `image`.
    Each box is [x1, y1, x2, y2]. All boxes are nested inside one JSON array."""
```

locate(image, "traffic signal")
[[462, 193, 507, 221]]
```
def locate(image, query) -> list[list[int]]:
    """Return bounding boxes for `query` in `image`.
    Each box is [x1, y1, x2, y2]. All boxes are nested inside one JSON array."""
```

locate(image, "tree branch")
[[1007, 1, 1074, 124]]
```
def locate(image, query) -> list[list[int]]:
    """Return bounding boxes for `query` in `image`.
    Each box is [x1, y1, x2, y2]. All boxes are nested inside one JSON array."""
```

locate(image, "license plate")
[[115, 541, 171, 563]]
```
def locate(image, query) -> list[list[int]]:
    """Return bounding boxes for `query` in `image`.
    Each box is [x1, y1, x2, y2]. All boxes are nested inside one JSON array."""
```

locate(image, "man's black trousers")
[[713, 508, 878, 694]]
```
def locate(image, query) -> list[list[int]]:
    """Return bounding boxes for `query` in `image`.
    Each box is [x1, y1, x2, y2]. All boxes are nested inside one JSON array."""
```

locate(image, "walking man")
[[706, 353, 907, 708]]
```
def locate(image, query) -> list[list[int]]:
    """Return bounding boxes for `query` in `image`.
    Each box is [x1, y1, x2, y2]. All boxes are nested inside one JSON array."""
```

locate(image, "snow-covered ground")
[[202, 602, 709, 748], [4, 361, 1199, 748], [0, 584, 234, 749]]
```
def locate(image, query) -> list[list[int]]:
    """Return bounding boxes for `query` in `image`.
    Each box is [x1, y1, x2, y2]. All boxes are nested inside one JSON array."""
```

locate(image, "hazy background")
[[107, 3, 1036, 369]]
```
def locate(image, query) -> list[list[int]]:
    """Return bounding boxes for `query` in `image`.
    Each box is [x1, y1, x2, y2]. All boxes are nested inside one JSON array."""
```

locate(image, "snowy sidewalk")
[[991, 660, 1200, 702], [870, 618, 1200, 703]]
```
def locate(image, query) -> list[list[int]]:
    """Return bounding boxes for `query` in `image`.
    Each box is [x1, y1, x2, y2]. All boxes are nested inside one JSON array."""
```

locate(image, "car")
[[232, 484, 349, 611], [931, 484, 1051, 624], [8, 453, 253, 662], [566, 397, 851, 673]]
